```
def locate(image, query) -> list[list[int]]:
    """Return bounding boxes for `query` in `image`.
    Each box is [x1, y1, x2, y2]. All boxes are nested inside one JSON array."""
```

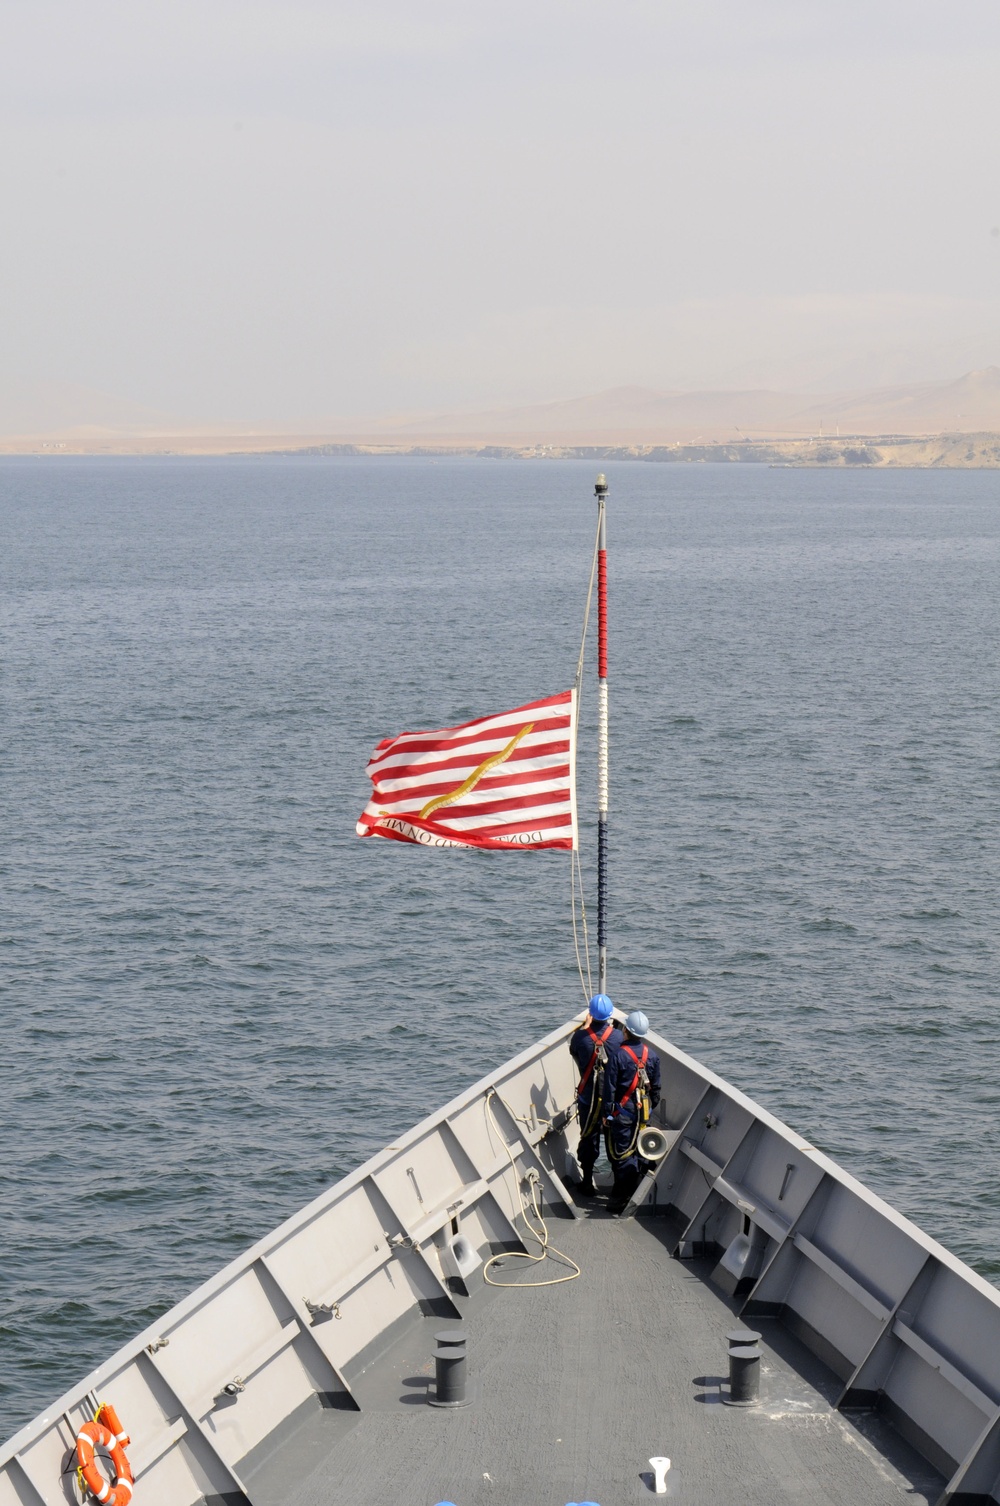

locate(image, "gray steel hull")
[[3, 1019, 999, 1505]]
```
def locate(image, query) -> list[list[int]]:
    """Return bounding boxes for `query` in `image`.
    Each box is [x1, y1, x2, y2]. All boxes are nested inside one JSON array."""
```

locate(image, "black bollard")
[[434, 1328, 468, 1351], [428, 1329, 470, 1408], [724, 1327, 762, 1407], [725, 1326, 761, 1347]]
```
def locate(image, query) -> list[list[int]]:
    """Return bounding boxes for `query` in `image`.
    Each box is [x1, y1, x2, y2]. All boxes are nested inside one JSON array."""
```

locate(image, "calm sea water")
[[2, 456, 999, 1439]]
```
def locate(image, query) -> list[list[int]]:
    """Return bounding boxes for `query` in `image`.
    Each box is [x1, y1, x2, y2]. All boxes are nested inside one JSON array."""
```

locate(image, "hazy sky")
[[4, 0, 1000, 424]]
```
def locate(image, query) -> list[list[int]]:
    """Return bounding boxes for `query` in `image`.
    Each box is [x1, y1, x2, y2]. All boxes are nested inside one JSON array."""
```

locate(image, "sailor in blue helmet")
[[568, 995, 623, 1198], [602, 1009, 661, 1215]]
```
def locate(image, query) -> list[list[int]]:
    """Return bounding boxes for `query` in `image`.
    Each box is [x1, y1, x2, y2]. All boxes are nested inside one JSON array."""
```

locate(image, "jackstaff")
[[595, 472, 609, 994]]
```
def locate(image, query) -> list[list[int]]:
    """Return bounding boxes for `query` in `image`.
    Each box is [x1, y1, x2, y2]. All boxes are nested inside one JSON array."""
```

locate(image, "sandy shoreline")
[[3, 429, 1000, 467]]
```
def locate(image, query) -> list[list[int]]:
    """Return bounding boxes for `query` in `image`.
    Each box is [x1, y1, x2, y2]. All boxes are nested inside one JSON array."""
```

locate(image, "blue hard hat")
[[588, 994, 614, 1022], [625, 1009, 649, 1038]]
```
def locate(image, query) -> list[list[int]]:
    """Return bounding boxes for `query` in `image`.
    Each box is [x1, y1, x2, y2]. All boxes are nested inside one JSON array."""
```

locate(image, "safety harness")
[[576, 1023, 613, 1138], [606, 1042, 651, 1162]]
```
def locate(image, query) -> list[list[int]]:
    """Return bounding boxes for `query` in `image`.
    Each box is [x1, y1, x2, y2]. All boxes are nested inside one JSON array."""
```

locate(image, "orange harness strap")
[[577, 1023, 613, 1095], [618, 1043, 649, 1109]]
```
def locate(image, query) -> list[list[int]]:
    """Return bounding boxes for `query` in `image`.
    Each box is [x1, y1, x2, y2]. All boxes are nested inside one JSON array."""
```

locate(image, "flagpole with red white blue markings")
[[595, 473, 609, 995]]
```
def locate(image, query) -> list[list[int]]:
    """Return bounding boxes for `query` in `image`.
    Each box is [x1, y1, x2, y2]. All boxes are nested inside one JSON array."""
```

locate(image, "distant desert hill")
[[394, 384, 799, 442], [4, 368, 1000, 452], [387, 368, 1000, 445], [793, 366, 1000, 436], [0, 378, 180, 437]]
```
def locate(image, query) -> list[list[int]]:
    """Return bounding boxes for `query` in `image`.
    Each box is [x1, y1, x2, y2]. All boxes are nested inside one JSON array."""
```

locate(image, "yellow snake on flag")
[[416, 722, 534, 820]]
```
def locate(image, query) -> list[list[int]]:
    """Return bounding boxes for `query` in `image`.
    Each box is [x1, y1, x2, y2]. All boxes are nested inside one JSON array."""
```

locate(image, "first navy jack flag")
[[356, 691, 578, 851]]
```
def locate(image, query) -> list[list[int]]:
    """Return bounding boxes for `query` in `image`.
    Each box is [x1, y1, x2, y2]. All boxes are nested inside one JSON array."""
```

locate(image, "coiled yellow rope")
[[482, 1092, 581, 1288]]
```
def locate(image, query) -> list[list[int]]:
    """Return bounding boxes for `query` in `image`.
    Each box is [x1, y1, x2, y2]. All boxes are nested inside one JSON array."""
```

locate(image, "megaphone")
[[637, 1126, 671, 1163]]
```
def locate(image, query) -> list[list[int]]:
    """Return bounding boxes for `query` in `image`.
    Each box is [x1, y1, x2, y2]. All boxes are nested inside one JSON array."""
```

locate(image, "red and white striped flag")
[[356, 691, 577, 851]]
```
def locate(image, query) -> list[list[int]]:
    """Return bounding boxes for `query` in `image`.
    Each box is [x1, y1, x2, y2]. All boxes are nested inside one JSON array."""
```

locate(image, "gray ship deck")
[[242, 1202, 943, 1506], [7, 1022, 1000, 1506]]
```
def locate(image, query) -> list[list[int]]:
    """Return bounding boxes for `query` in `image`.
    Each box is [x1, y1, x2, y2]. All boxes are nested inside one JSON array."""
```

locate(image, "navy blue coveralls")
[[602, 1038, 662, 1203], [570, 1021, 623, 1179]]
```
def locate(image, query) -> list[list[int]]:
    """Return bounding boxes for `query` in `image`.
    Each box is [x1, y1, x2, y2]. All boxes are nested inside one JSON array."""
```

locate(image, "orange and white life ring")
[[75, 1404, 133, 1505]]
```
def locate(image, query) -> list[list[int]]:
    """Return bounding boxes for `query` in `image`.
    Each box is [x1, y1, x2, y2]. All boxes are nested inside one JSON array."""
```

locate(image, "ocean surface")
[[2, 455, 999, 1440]]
